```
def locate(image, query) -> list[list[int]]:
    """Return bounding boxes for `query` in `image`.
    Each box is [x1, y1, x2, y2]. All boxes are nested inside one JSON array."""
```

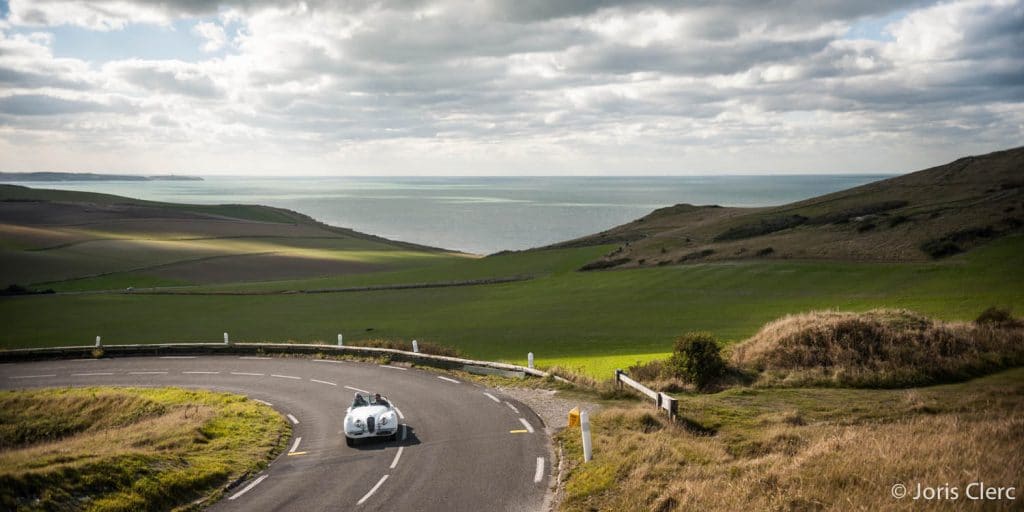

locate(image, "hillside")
[[555, 146, 1024, 269], [0, 185, 459, 288]]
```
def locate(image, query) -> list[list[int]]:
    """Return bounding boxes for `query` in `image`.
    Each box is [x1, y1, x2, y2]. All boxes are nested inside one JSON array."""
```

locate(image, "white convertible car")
[[344, 392, 400, 446]]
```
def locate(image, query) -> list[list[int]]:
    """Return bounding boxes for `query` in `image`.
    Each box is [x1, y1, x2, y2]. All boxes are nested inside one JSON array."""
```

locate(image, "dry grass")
[[0, 387, 289, 511], [557, 369, 1024, 511], [730, 309, 1024, 387]]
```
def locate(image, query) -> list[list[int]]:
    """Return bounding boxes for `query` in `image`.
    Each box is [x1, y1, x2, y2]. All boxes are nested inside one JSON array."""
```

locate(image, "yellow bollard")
[[568, 407, 580, 428]]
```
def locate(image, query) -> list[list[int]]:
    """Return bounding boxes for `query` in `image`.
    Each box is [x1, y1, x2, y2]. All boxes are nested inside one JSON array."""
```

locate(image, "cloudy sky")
[[0, 0, 1021, 175]]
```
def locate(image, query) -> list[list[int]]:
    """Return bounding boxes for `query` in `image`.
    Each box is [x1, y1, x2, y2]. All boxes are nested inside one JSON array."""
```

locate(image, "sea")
[[4, 175, 892, 254]]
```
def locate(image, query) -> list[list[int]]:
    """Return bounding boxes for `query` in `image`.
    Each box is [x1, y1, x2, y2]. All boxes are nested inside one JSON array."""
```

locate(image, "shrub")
[[667, 332, 725, 389], [975, 307, 1022, 328], [714, 215, 808, 242], [755, 247, 775, 257], [677, 249, 714, 263], [579, 258, 631, 271]]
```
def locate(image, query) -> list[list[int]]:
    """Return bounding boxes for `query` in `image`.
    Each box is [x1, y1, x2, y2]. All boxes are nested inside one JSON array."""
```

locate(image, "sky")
[[0, 0, 1021, 176]]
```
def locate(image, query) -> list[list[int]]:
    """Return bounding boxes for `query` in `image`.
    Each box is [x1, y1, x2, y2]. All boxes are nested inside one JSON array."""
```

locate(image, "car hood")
[[346, 405, 392, 420]]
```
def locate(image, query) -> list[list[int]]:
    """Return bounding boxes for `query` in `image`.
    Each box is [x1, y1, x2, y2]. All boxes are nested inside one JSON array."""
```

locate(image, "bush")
[[667, 332, 725, 389], [975, 307, 1022, 328], [579, 258, 631, 271], [714, 215, 808, 242]]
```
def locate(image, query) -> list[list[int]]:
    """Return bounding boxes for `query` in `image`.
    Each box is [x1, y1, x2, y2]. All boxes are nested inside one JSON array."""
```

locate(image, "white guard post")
[[223, 332, 230, 345], [412, 339, 419, 353], [338, 334, 344, 347], [581, 410, 593, 462], [528, 352, 534, 369], [95, 336, 102, 347]]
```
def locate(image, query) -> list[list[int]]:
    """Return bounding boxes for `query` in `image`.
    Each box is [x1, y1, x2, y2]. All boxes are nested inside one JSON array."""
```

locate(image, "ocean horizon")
[[3, 175, 893, 254]]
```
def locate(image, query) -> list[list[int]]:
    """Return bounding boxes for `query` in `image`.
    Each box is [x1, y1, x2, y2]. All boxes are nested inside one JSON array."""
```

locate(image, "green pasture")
[[1, 237, 1021, 378]]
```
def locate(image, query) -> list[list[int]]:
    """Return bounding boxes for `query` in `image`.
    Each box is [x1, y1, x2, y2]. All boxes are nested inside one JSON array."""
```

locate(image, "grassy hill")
[[0, 185, 462, 288], [557, 146, 1024, 270], [1, 149, 1022, 377]]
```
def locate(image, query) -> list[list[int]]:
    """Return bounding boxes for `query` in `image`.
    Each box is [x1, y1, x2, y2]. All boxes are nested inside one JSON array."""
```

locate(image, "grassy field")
[[2, 235, 1021, 378], [557, 367, 1024, 511], [0, 387, 288, 511]]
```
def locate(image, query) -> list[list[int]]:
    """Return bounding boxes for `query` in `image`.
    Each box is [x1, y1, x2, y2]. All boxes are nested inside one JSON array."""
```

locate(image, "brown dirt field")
[[146, 252, 387, 284]]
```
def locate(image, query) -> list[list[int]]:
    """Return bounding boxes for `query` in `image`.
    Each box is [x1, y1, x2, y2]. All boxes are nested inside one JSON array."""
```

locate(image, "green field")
[[3, 235, 1021, 378]]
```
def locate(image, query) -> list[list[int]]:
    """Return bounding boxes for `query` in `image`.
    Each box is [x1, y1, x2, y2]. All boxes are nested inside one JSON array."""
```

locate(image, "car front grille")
[[367, 416, 376, 433]]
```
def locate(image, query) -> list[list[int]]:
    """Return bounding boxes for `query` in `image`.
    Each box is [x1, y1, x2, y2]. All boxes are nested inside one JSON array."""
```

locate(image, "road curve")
[[0, 356, 551, 511]]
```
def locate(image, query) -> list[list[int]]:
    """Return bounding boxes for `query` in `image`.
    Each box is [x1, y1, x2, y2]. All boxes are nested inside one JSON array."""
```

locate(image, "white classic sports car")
[[344, 392, 399, 446]]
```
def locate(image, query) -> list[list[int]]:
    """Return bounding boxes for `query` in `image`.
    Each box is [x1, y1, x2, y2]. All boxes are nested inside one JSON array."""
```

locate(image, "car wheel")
[[346, 437, 355, 447]]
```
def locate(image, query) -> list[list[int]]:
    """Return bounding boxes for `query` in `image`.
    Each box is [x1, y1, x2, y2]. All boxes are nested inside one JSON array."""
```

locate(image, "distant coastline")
[[0, 172, 203, 182]]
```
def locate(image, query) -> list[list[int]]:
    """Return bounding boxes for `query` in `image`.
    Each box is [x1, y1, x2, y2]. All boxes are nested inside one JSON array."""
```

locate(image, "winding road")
[[0, 356, 551, 511]]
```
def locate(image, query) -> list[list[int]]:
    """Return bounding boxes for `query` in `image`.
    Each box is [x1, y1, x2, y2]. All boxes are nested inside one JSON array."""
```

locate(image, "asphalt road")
[[0, 356, 551, 511]]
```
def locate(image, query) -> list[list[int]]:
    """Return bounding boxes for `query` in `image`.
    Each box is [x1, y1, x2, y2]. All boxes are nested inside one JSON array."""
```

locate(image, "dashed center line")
[[518, 418, 535, 434], [389, 446, 404, 469], [232, 372, 264, 376], [183, 371, 219, 375], [345, 385, 369, 394], [129, 371, 168, 375], [379, 365, 407, 371], [160, 356, 195, 359], [534, 457, 545, 483], [9, 374, 56, 379], [270, 374, 301, 380], [436, 376, 460, 384], [506, 402, 520, 414], [239, 356, 272, 360], [71, 372, 114, 376], [483, 392, 500, 403], [289, 437, 302, 453], [357, 475, 389, 505], [228, 474, 268, 500], [394, 407, 405, 420], [287, 414, 300, 425], [310, 379, 337, 386], [312, 359, 346, 364]]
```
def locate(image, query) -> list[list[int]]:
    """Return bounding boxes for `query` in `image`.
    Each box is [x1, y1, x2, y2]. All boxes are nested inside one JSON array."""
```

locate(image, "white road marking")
[[310, 379, 337, 386], [289, 437, 302, 453], [287, 414, 299, 425], [160, 356, 195, 359], [357, 475, 389, 505], [270, 374, 301, 380], [9, 374, 56, 379], [506, 402, 520, 414], [394, 407, 405, 420], [436, 376, 460, 384], [345, 385, 369, 394], [183, 371, 219, 375], [312, 359, 346, 364], [228, 474, 268, 500], [231, 372, 264, 376], [389, 446, 404, 469], [483, 392, 500, 403], [401, 424, 408, 441], [253, 399, 273, 406], [129, 371, 168, 375], [534, 457, 545, 483], [70, 359, 99, 362], [518, 418, 535, 434], [379, 365, 407, 371], [71, 372, 114, 376], [240, 356, 272, 360]]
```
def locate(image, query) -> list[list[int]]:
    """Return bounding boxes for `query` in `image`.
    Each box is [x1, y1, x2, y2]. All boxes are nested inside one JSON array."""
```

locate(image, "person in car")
[[353, 393, 367, 407], [373, 393, 389, 407]]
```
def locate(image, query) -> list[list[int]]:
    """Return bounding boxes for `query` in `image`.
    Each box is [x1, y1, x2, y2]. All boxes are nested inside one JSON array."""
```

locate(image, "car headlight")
[[355, 419, 364, 427], [380, 416, 388, 426]]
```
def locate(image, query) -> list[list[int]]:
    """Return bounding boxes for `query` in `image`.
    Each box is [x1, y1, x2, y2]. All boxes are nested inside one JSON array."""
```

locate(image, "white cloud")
[[0, 0, 1021, 175], [192, 21, 227, 52]]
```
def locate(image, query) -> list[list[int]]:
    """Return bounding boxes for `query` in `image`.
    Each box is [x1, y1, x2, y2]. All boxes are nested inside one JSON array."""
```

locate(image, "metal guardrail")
[[0, 342, 559, 381], [615, 369, 678, 420]]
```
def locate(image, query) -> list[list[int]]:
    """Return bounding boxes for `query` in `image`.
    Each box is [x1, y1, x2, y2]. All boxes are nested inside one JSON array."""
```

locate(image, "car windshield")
[[351, 393, 389, 408]]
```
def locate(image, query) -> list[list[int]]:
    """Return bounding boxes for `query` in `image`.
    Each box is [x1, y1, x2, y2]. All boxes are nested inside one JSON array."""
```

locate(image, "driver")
[[373, 393, 389, 407], [352, 393, 367, 407]]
